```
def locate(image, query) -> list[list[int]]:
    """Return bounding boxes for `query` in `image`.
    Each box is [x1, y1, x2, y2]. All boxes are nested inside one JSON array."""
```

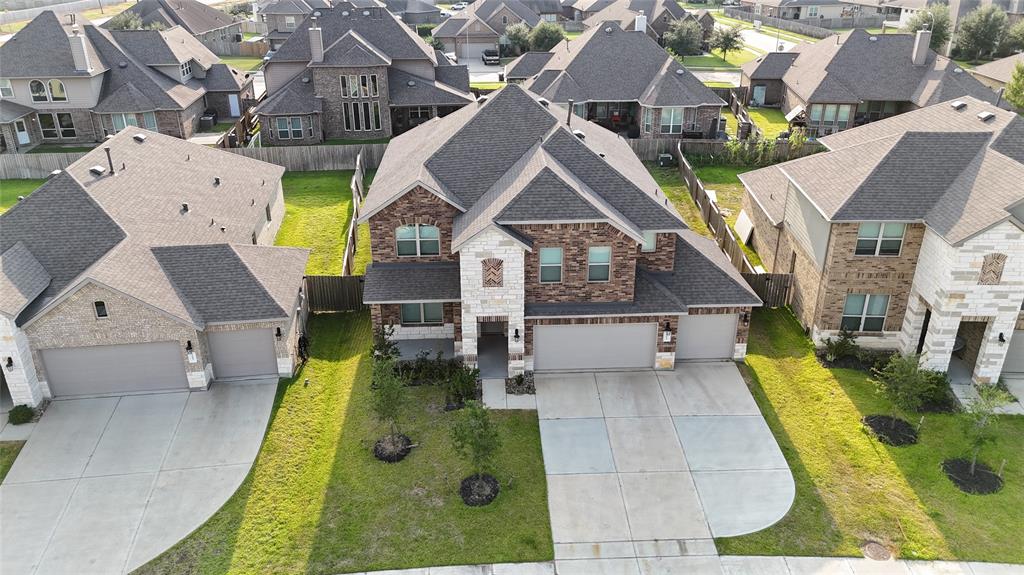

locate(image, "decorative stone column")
[[973, 314, 1017, 384], [0, 318, 44, 407]]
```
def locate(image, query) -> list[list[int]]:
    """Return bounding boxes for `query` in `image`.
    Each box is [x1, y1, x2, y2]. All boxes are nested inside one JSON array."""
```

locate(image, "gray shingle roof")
[[318, 30, 392, 67], [0, 100, 35, 123], [435, 63, 471, 93], [383, 0, 441, 14], [520, 0, 562, 13], [254, 72, 321, 115], [741, 51, 799, 81], [259, 0, 331, 15], [496, 167, 603, 221], [363, 262, 462, 303], [0, 242, 51, 319], [504, 51, 555, 81], [112, 0, 237, 35], [109, 27, 217, 68], [971, 52, 1024, 85], [583, 0, 687, 32], [388, 67, 474, 106], [204, 63, 254, 91], [0, 11, 106, 78]]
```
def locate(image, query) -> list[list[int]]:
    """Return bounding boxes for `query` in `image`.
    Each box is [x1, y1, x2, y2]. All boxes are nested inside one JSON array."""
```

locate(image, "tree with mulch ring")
[[451, 400, 502, 506], [862, 415, 918, 446], [370, 357, 413, 463], [946, 384, 1013, 494]]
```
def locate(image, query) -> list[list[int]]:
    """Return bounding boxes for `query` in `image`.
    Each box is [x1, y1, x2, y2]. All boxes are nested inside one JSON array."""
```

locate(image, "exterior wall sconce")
[[185, 340, 197, 363], [185, 340, 193, 352], [512, 328, 521, 343], [663, 321, 672, 343], [276, 327, 283, 340], [4, 357, 13, 371], [999, 332, 1006, 343], [741, 312, 750, 326]]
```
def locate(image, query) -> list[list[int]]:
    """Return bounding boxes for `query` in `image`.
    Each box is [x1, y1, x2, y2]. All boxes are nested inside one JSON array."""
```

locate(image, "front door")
[[14, 120, 30, 145], [752, 85, 767, 106], [228, 94, 241, 117]]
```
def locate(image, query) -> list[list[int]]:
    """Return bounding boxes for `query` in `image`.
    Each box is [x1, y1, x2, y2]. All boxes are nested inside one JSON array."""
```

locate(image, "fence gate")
[[742, 273, 792, 308], [305, 276, 366, 312]]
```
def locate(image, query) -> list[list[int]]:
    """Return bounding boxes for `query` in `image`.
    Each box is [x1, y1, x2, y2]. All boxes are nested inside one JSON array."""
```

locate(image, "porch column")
[[898, 293, 929, 356], [461, 307, 478, 368], [0, 319, 44, 407], [973, 314, 1018, 384], [919, 308, 959, 372]]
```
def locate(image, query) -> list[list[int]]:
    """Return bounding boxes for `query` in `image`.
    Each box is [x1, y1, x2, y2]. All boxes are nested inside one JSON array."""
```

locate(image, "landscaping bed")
[[136, 312, 552, 574], [275, 170, 355, 275], [718, 308, 1024, 563], [862, 415, 918, 447], [0, 179, 45, 213]]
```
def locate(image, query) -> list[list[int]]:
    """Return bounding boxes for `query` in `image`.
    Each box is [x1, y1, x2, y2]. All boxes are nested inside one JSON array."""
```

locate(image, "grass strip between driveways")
[[0, 441, 25, 483], [136, 312, 552, 574], [718, 308, 1024, 563], [0, 179, 46, 213], [275, 170, 354, 275]]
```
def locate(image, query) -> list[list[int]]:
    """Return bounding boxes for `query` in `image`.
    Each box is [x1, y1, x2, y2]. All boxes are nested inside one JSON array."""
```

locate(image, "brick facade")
[[32, 108, 100, 144], [368, 186, 460, 263], [636, 232, 676, 271], [645, 105, 722, 139], [741, 191, 783, 271], [206, 81, 256, 120], [260, 113, 324, 145]]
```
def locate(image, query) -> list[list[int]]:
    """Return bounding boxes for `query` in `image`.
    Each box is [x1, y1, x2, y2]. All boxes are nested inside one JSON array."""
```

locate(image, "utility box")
[[657, 153, 676, 167]]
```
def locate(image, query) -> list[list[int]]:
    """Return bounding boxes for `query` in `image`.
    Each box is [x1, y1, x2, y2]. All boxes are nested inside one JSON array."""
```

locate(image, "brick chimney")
[[634, 9, 647, 32], [69, 26, 91, 72], [912, 29, 931, 66], [309, 19, 324, 63]]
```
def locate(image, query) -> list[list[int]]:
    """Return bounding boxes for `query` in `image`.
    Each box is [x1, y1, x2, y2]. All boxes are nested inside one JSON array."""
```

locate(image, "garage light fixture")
[[741, 312, 750, 326], [999, 332, 1006, 343], [185, 340, 193, 352], [663, 321, 672, 343], [275, 327, 283, 340], [4, 357, 13, 371], [512, 328, 520, 343]]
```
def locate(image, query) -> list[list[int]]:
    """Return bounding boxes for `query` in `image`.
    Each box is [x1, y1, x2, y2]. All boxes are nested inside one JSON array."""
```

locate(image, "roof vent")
[[251, 198, 256, 206], [362, 10, 370, 15], [675, 68, 684, 75], [313, 10, 321, 15], [953, 67, 963, 73], [133, 133, 147, 142], [598, 152, 605, 157], [301, 77, 310, 83], [978, 111, 996, 122], [17, 195, 25, 202], [214, 176, 221, 186], [477, 95, 488, 104], [868, 36, 877, 41], [48, 169, 62, 178], [182, 202, 190, 212], [89, 165, 107, 176], [572, 129, 585, 140], [342, 10, 350, 15], [118, 61, 128, 68], [220, 226, 227, 232], [407, 80, 416, 86], [537, 98, 549, 107], [950, 100, 967, 110]]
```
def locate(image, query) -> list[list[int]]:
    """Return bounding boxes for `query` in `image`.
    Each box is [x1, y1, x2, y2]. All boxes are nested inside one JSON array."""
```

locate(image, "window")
[[588, 246, 611, 281], [660, 107, 683, 134], [595, 102, 608, 119], [142, 112, 157, 130], [841, 294, 889, 332], [180, 60, 192, 80], [47, 79, 67, 102], [360, 75, 369, 97], [284, 15, 296, 29], [855, 222, 905, 256], [573, 102, 586, 118], [809, 104, 822, 122], [343, 103, 353, 130], [807, 5, 818, 16], [642, 107, 652, 133], [30, 80, 48, 102], [94, 301, 108, 318], [370, 74, 379, 97], [409, 106, 431, 119], [110, 113, 138, 133], [348, 75, 359, 97], [0, 79, 13, 98], [502, 15, 508, 24], [56, 112, 75, 137], [39, 113, 76, 138], [275, 116, 303, 139], [372, 102, 381, 130], [401, 302, 443, 324], [289, 116, 302, 138], [539, 247, 562, 283], [642, 231, 657, 252], [396, 224, 440, 256], [340, 75, 349, 97]]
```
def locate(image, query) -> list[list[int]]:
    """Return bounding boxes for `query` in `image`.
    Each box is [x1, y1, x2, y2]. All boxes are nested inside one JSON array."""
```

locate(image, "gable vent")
[[89, 165, 107, 176], [950, 100, 967, 110], [977, 111, 996, 122], [133, 133, 147, 142]]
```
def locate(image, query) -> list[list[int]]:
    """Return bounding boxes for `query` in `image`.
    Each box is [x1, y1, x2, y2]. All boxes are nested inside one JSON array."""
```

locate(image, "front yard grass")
[[219, 56, 264, 71], [719, 308, 1024, 563], [0, 441, 25, 483], [747, 107, 790, 139], [275, 170, 354, 275], [137, 312, 552, 574], [0, 179, 45, 213]]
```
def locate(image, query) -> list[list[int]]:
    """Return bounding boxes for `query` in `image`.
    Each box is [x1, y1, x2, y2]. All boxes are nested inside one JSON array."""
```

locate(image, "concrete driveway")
[[536, 363, 794, 568], [0, 379, 277, 575], [463, 59, 503, 83]]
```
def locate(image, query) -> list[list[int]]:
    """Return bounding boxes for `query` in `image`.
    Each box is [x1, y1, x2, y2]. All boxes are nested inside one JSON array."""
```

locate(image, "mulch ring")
[[943, 458, 1004, 495], [460, 473, 500, 506], [373, 434, 413, 463], [862, 415, 918, 446]]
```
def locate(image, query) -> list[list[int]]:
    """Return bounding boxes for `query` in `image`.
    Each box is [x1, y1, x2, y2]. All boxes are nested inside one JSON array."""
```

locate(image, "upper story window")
[[94, 300, 109, 318], [30, 80, 48, 102], [284, 15, 296, 29], [641, 231, 657, 253], [855, 222, 905, 256], [0, 79, 13, 98], [841, 293, 888, 332], [47, 79, 67, 101], [401, 302, 443, 324], [502, 15, 509, 24], [539, 247, 562, 283], [660, 107, 683, 134], [396, 224, 440, 256], [180, 60, 193, 81], [588, 246, 611, 282]]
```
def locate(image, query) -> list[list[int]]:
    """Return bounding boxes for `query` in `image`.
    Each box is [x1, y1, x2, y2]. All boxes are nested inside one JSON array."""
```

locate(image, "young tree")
[[429, 35, 446, 51], [902, 4, 951, 51], [710, 25, 743, 64], [663, 19, 704, 57], [451, 400, 501, 478], [1004, 61, 1024, 110], [106, 10, 144, 30], [871, 353, 946, 421], [529, 21, 565, 52], [957, 5, 1009, 62], [1003, 20, 1024, 53], [962, 385, 1013, 475], [505, 22, 531, 55], [370, 357, 407, 451]]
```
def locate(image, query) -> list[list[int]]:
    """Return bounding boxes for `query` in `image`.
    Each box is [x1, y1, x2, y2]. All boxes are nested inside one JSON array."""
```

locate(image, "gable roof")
[[204, 63, 254, 91], [388, 67, 474, 106], [318, 29, 393, 67], [971, 52, 1024, 85], [254, 72, 321, 115], [0, 11, 106, 78], [524, 22, 723, 107], [0, 242, 52, 319], [383, 0, 441, 14], [582, 0, 687, 32], [505, 51, 555, 81], [433, 0, 542, 36], [741, 51, 800, 81], [111, 0, 237, 35], [259, 0, 331, 15], [109, 26, 217, 69]]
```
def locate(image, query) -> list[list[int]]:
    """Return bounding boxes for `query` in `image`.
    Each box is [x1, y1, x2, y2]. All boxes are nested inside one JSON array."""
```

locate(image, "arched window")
[[30, 80, 48, 102], [47, 79, 67, 102], [395, 224, 440, 256]]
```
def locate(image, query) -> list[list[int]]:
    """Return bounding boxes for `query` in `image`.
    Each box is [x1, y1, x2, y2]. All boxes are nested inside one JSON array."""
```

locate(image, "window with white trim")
[[275, 116, 303, 139], [841, 294, 889, 332], [807, 5, 818, 16], [401, 302, 443, 324], [642, 107, 652, 133], [641, 231, 657, 252], [660, 107, 683, 134], [588, 246, 611, 282], [539, 247, 562, 283], [284, 15, 296, 29], [396, 224, 440, 256], [30, 80, 48, 102], [409, 106, 431, 119], [142, 111, 157, 130], [0, 79, 14, 98], [855, 222, 905, 256], [47, 79, 67, 101], [40, 112, 76, 138], [180, 60, 193, 80], [94, 300, 108, 318], [348, 74, 359, 97]]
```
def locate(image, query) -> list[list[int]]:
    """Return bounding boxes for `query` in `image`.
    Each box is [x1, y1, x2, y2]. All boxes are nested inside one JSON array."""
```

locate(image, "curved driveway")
[[0, 379, 276, 574]]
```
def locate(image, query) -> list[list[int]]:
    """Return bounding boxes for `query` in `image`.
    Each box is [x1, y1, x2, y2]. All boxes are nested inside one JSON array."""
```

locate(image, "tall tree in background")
[[957, 5, 1008, 61], [710, 25, 743, 64], [1004, 61, 1024, 110], [505, 22, 531, 55], [902, 4, 951, 51], [664, 19, 704, 57], [529, 21, 566, 51]]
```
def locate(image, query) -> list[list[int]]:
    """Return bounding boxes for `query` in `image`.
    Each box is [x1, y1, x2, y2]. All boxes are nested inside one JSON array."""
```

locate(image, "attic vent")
[[118, 61, 128, 68], [868, 36, 877, 41], [301, 77, 311, 83], [133, 133, 147, 142], [89, 165, 107, 176], [342, 10, 350, 15], [313, 10, 321, 15], [251, 198, 256, 206], [978, 111, 996, 122], [407, 80, 416, 87], [950, 100, 967, 110], [675, 68, 684, 75], [572, 129, 585, 140], [598, 152, 605, 157], [953, 67, 964, 73], [182, 202, 190, 212], [214, 177, 221, 186], [538, 98, 549, 107], [49, 169, 62, 178], [220, 226, 227, 232]]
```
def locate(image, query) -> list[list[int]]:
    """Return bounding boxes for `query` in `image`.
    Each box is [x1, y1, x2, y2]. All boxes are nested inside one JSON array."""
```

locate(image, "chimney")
[[69, 28, 91, 72], [309, 20, 324, 63], [567, 98, 574, 128], [912, 29, 931, 66], [634, 9, 647, 32]]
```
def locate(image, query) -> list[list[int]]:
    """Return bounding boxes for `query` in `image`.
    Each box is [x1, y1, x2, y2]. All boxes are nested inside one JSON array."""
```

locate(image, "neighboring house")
[[256, 3, 473, 145], [738, 29, 1000, 136], [970, 52, 1024, 91], [563, 0, 616, 21], [258, 0, 332, 50], [739, 0, 849, 19], [581, 0, 688, 43], [945, 0, 1024, 31], [508, 22, 725, 138], [520, 0, 564, 21], [0, 127, 309, 409], [358, 85, 761, 376], [383, 0, 444, 25], [105, 0, 243, 55], [432, 0, 542, 61], [738, 97, 1024, 384], [0, 11, 255, 153]]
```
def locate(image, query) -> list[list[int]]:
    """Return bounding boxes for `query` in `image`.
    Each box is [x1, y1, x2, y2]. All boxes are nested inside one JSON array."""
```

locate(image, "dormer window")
[[180, 60, 193, 80], [94, 301, 109, 318]]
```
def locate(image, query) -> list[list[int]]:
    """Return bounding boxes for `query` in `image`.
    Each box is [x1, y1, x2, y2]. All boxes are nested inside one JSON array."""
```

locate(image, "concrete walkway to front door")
[[535, 363, 795, 568], [0, 379, 277, 574]]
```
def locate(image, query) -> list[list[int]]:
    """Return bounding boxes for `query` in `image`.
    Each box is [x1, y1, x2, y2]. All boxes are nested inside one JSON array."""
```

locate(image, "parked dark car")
[[482, 49, 500, 65]]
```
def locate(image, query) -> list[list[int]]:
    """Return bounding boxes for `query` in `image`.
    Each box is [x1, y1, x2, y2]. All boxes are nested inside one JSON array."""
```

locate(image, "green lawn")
[[26, 144, 97, 154], [712, 13, 820, 44], [137, 312, 553, 574], [646, 162, 711, 237], [680, 48, 760, 70], [0, 441, 25, 483], [721, 109, 740, 139], [323, 137, 392, 145], [470, 81, 507, 91], [747, 107, 790, 140], [220, 56, 264, 71], [275, 171, 354, 275], [704, 81, 737, 88], [720, 308, 1024, 563], [0, 179, 45, 213], [207, 121, 236, 133]]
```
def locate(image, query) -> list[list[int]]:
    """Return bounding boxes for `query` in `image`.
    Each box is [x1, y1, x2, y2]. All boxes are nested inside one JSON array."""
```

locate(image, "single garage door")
[[533, 323, 657, 371], [1002, 330, 1024, 373], [676, 314, 737, 361], [42, 341, 188, 397], [208, 329, 278, 380], [458, 42, 492, 62]]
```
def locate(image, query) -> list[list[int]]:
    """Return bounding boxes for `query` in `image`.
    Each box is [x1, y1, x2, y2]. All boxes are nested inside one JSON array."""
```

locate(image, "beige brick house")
[[0, 128, 308, 409], [738, 97, 1024, 385], [358, 85, 760, 378]]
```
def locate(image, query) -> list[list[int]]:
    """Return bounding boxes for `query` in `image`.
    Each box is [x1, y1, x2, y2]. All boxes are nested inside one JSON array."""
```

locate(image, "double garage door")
[[457, 42, 493, 62]]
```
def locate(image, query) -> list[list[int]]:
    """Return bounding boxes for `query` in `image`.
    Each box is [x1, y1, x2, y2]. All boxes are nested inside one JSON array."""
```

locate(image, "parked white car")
[[451, 2, 467, 9]]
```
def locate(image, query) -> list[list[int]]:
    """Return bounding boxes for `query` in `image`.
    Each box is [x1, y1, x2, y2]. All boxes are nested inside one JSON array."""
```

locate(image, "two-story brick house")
[[738, 97, 1024, 385], [739, 29, 1000, 136], [581, 0, 691, 44], [0, 11, 254, 153], [106, 0, 243, 56], [256, 3, 473, 145], [359, 85, 760, 377], [506, 21, 724, 139], [431, 0, 543, 62]]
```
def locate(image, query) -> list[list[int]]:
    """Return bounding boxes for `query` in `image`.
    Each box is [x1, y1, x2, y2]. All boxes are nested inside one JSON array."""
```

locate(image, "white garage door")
[[676, 314, 737, 361], [1002, 330, 1024, 373], [533, 323, 657, 371], [208, 329, 278, 380], [42, 341, 188, 397], [458, 42, 492, 62]]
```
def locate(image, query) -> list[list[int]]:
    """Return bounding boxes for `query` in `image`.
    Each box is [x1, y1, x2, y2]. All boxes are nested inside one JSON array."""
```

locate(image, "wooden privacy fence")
[[305, 275, 366, 312], [339, 152, 366, 276], [728, 90, 759, 140], [224, 143, 387, 171], [0, 152, 88, 179], [722, 8, 836, 39], [742, 273, 793, 308]]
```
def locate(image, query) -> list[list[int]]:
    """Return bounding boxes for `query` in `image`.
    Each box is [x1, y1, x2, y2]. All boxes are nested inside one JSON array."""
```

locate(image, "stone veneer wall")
[[368, 186, 460, 263], [0, 316, 44, 407], [645, 105, 722, 139], [371, 303, 458, 340]]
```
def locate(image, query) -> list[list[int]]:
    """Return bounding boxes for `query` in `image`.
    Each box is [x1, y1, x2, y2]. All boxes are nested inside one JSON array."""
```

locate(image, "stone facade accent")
[[368, 186, 460, 263], [635, 232, 676, 271], [312, 65, 392, 140], [372, 303, 458, 340], [0, 316, 44, 407]]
